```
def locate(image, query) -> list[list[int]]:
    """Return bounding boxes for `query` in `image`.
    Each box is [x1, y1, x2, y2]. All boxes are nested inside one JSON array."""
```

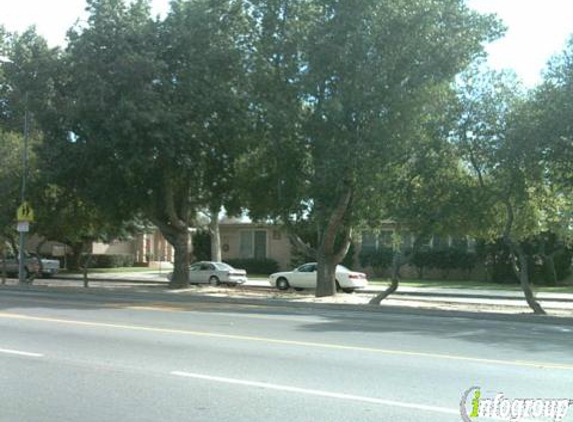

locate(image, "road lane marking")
[[171, 371, 457, 414], [0, 348, 43, 358], [0, 311, 571, 371], [0, 295, 336, 322]]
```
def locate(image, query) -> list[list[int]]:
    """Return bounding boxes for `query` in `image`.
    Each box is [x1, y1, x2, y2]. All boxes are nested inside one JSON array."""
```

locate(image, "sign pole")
[[18, 94, 30, 285]]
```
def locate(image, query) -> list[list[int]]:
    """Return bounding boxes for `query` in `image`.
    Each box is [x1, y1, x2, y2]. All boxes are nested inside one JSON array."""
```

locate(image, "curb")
[[1, 283, 572, 326]]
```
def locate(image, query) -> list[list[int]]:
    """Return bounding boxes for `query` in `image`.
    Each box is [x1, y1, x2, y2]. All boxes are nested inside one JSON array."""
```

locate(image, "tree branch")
[[322, 187, 352, 255], [164, 178, 187, 232]]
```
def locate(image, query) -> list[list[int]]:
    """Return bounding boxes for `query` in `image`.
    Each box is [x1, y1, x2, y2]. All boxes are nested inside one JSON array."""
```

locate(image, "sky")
[[1, 0, 572, 87]]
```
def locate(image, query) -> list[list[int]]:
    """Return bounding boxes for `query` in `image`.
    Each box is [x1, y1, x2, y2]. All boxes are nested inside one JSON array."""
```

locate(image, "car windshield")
[[214, 262, 234, 271]]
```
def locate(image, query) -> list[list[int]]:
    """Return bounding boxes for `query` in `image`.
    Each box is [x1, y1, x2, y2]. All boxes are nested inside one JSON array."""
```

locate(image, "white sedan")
[[167, 261, 248, 286], [269, 262, 368, 293]]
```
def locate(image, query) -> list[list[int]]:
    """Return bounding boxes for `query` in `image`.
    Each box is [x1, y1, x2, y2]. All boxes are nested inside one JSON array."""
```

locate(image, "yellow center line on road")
[[0, 311, 571, 371], [0, 295, 313, 322]]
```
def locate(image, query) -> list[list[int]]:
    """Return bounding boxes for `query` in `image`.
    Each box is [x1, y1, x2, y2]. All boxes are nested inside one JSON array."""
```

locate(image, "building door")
[[254, 230, 267, 259]]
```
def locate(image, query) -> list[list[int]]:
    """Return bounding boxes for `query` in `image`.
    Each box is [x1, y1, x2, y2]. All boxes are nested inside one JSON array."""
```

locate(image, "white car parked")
[[167, 261, 248, 286], [269, 262, 368, 293]]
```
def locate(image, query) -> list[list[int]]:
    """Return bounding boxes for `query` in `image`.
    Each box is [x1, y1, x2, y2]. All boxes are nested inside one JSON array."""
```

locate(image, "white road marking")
[[0, 348, 43, 358], [171, 371, 458, 415]]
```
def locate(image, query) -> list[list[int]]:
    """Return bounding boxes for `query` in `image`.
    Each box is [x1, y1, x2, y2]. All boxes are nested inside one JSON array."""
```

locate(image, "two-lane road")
[[0, 289, 571, 421]]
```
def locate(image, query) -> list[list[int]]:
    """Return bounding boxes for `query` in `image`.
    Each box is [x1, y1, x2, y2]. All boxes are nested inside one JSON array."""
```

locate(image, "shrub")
[[477, 236, 572, 285], [225, 258, 279, 274], [88, 254, 135, 268], [412, 247, 477, 279], [359, 247, 393, 276], [555, 247, 572, 280]]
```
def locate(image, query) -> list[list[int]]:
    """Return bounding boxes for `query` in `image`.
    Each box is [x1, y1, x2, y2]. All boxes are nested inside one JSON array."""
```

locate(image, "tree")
[[0, 27, 59, 284], [364, 85, 479, 303], [162, 0, 253, 263], [534, 36, 573, 187], [44, 0, 253, 288], [0, 130, 25, 248], [242, 0, 503, 296], [451, 65, 573, 314]]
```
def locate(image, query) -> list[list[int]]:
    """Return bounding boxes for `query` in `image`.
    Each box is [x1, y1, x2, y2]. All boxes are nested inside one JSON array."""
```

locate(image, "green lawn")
[[57, 268, 573, 293], [369, 278, 573, 293]]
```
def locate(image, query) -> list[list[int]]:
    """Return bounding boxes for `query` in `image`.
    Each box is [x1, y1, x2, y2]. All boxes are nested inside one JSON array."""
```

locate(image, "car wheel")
[[342, 288, 355, 294], [294, 287, 304, 292], [276, 277, 290, 291], [209, 276, 220, 286], [335, 280, 342, 292]]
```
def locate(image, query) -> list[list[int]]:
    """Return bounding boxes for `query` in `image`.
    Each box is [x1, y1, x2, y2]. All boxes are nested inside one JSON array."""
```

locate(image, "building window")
[[362, 232, 377, 253], [432, 235, 449, 250], [451, 236, 468, 251], [400, 231, 412, 250], [240, 230, 267, 259], [378, 231, 393, 248], [240, 231, 254, 258]]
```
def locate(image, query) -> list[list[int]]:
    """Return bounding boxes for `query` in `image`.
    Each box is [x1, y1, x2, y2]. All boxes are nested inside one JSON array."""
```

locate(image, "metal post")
[[18, 92, 29, 284]]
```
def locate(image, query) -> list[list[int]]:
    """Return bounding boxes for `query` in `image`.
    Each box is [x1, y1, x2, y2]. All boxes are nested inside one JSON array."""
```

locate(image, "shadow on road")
[[1, 281, 572, 359]]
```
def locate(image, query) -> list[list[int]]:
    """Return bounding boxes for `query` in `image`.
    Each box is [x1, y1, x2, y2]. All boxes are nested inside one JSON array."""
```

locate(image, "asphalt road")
[[0, 288, 572, 422]]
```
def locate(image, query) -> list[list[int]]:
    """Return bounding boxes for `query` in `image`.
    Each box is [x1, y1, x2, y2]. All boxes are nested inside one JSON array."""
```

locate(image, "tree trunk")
[[511, 244, 546, 315], [69, 242, 84, 271], [316, 250, 338, 297], [502, 200, 546, 315], [169, 230, 190, 289], [74, 241, 93, 288], [82, 252, 93, 288], [369, 233, 429, 305], [370, 251, 401, 305], [209, 206, 222, 262], [315, 188, 353, 298]]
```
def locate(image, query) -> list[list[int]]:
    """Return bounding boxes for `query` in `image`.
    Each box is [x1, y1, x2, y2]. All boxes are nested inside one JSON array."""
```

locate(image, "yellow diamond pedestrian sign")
[[17, 201, 34, 222]]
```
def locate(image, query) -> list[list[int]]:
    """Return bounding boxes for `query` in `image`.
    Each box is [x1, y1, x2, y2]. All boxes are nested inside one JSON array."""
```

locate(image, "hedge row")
[[359, 247, 477, 277], [359, 242, 572, 284], [87, 254, 136, 268]]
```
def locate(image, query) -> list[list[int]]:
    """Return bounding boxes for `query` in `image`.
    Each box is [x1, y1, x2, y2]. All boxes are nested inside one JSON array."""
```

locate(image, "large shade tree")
[[0, 27, 60, 272], [241, 0, 503, 296], [451, 64, 573, 314], [44, 0, 253, 288]]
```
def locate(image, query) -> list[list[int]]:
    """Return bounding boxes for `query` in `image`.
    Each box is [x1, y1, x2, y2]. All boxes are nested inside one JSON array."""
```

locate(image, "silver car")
[[168, 261, 248, 286], [0, 252, 41, 278], [29, 253, 60, 278]]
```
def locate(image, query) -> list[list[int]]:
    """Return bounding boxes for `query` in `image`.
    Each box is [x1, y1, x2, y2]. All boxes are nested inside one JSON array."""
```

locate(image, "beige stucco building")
[[219, 220, 292, 270]]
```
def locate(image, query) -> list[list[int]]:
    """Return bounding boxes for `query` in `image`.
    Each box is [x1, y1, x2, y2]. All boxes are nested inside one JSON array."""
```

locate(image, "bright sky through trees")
[[1, 0, 572, 87]]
